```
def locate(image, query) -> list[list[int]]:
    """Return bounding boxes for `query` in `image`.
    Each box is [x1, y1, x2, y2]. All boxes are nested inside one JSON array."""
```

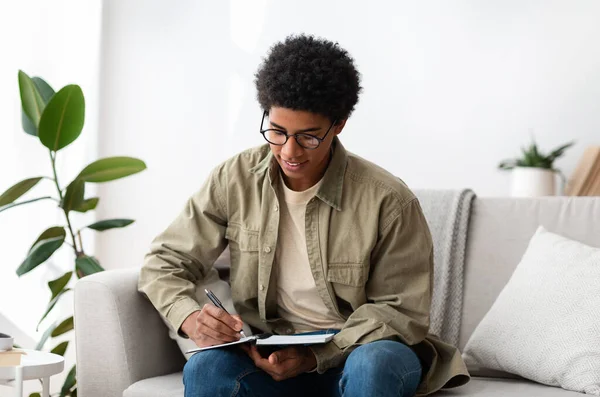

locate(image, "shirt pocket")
[[326, 263, 369, 311], [225, 225, 259, 252], [225, 225, 260, 299], [326, 264, 367, 287]]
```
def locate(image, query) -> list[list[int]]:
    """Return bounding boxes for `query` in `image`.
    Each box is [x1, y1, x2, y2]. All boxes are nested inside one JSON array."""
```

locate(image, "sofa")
[[74, 195, 600, 396]]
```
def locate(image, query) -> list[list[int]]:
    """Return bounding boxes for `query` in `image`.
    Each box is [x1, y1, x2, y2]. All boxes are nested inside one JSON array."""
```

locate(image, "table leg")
[[14, 366, 23, 397], [42, 377, 50, 397]]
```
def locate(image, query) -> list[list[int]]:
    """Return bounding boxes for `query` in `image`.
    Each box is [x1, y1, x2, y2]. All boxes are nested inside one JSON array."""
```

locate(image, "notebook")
[[185, 333, 335, 354]]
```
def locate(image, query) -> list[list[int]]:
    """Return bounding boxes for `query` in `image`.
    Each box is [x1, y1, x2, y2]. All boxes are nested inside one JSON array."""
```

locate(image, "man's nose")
[[281, 135, 303, 159]]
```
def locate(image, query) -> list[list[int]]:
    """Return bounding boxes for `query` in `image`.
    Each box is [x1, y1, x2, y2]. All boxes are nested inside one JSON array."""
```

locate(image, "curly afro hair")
[[255, 34, 362, 122]]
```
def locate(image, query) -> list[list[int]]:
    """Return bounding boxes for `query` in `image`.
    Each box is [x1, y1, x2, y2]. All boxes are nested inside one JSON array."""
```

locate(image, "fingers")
[[248, 346, 303, 381], [232, 315, 246, 333], [186, 305, 245, 347], [269, 347, 302, 365], [198, 309, 239, 339], [196, 322, 239, 343], [232, 314, 243, 323], [248, 345, 274, 369], [248, 344, 265, 363], [202, 304, 244, 331], [195, 334, 224, 347]]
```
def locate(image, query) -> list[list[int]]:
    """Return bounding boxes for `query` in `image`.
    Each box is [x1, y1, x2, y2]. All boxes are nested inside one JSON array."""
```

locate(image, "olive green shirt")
[[138, 138, 470, 395]]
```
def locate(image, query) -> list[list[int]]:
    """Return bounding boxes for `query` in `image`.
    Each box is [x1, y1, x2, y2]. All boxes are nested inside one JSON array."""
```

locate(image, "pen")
[[204, 289, 247, 338]]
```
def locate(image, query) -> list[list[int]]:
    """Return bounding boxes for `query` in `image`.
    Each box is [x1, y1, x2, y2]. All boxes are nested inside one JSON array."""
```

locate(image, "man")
[[139, 34, 470, 397]]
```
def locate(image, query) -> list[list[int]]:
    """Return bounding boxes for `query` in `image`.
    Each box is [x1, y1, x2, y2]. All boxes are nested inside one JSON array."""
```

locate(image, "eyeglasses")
[[259, 111, 337, 150]]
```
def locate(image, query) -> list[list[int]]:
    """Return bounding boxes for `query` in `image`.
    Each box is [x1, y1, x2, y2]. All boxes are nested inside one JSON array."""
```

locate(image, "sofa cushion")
[[435, 377, 586, 396], [462, 226, 600, 395], [123, 372, 184, 397], [123, 373, 584, 397], [460, 198, 600, 353]]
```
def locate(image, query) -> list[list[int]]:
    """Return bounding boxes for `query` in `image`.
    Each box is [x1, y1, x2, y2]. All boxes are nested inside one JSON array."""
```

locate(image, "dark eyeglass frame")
[[259, 111, 337, 150]]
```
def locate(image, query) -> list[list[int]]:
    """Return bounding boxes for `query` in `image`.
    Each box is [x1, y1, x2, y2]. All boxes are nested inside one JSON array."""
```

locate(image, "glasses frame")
[[259, 111, 337, 150]]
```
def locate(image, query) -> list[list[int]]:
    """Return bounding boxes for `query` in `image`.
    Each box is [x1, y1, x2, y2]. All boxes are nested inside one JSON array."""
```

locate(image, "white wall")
[[96, 0, 600, 270], [0, 1, 102, 394]]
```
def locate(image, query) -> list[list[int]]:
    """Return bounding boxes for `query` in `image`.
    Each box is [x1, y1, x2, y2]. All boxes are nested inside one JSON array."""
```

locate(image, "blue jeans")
[[183, 337, 422, 397]]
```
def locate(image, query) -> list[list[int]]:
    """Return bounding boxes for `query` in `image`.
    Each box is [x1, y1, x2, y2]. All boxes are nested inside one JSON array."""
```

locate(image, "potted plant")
[[0, 70, 146, 396], [498, 139, 574, 197]]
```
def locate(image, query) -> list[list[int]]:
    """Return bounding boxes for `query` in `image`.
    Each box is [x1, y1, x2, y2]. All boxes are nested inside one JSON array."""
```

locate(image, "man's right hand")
[[181, 304, 244, 348]]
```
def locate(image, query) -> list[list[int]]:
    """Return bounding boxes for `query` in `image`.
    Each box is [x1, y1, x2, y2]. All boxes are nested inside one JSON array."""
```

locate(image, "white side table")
[[0, 349, 65, 397]]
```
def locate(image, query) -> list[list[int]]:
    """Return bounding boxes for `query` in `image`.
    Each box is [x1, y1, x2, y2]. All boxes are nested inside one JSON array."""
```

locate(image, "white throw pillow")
[[463, 226, 600, 395]]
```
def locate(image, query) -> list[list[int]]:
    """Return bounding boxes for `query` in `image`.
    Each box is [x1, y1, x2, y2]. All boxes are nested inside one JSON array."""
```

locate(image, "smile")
[[284, 160, 303, 166], [281, 159, 307, 171]]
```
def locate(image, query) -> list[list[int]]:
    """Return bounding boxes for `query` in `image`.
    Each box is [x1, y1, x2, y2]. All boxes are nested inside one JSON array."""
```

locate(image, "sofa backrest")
[[458, 196, 600, 351]]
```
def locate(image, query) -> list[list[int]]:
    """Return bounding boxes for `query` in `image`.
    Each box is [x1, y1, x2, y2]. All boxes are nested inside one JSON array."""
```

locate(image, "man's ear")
[[334, 119, 347, 136]]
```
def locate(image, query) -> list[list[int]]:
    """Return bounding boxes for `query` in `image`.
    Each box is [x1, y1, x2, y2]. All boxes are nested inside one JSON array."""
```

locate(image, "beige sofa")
[[74, 196, 600, 396]]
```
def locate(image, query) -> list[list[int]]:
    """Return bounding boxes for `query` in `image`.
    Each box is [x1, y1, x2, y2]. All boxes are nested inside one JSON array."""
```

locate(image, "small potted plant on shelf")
[[498, 139, 574, 197]]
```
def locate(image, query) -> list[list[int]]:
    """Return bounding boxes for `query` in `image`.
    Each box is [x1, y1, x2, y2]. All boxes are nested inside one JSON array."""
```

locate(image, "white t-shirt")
[[274, 173, 346, 332]]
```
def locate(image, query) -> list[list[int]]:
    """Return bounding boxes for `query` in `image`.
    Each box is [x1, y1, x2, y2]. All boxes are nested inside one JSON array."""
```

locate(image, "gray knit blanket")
[[413, 189, 476, 346]]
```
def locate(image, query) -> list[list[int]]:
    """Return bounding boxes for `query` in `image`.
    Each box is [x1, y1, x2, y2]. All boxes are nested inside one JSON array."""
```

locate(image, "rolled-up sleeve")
[[138, 166, 229, 334]]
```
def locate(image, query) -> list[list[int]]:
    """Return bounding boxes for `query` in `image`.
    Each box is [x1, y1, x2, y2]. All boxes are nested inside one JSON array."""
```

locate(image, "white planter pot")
[[510, 167, 557, 197]]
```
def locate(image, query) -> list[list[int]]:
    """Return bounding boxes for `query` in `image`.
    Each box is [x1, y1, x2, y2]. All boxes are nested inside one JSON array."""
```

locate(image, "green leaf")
[[498, 160, 515, 170], [51, 341, 69, 356], [87, 218, 134, 231], [77, 157, 147, 183], [22, 111, 38, 136], [60, 365, 76, 397], [38, 85, 85, 151], [61, 180, 85, 212], [17, 227, 66, 276], [547, 141, 575, 161], [0, 177, 43, 206], [37, 289, 70, 331], [36, 322, 56, 350], [72, 197, 99, 213], [18, 70, 46, 127], [48, 272, 72, 300], [29, 226, 65, 249], [29, 393, 41, 397], [531, 143, 540, 159], [51, 316, 73, 337], [76, 255, 104, 277], [0, 196, 54, 214], [32, 77, 55, 103], [21, 77, 55, 136]]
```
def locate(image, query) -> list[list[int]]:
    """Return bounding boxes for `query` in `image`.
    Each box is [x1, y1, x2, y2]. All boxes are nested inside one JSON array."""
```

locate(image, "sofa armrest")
[[74, 267, 186, 397]]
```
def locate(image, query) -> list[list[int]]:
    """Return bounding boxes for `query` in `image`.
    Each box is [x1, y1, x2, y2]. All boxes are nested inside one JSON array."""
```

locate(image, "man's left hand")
[[243, 344, 317, 381]]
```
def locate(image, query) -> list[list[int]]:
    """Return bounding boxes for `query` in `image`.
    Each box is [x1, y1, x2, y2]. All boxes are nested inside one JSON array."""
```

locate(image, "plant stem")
[[77, 230, 84, 254], [50, 151, 79, 256], [0, 196, 54, 214]]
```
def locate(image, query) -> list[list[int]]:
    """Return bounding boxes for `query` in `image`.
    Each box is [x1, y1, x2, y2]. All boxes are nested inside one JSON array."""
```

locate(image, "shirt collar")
[[248, 137, 347, 211]]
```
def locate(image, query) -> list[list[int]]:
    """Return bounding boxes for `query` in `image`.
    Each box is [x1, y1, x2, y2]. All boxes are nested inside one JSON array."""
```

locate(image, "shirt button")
[[264, 246, 271, 253], [286, 328, 293, 334], [259, 284, 265, 291], [274, 205, 279, 211]]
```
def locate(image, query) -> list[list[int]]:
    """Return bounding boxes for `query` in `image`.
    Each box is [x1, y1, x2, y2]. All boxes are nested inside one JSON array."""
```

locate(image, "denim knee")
[[342, 340, 422, 397], [183, 348, 255, 397]]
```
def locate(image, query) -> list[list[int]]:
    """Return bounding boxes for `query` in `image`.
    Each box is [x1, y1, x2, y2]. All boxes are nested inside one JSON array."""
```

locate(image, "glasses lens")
[[296, 134, 319, 149], [260, 113, 323, 149], [264, 129, 287, 145]]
